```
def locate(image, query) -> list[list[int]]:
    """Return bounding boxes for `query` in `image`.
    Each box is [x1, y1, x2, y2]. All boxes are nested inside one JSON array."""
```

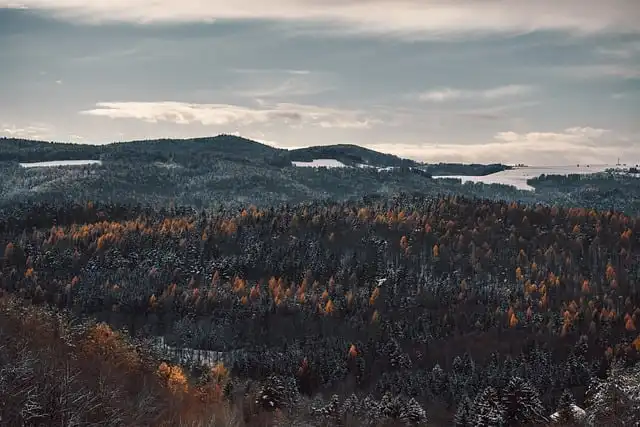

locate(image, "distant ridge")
[[0, 134, 508, 173], [0, 135, 422, 168]]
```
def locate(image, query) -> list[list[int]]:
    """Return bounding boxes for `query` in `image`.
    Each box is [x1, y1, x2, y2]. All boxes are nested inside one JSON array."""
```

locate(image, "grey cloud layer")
[[1, 2, 639, 166], [6, 1, 640, 37]]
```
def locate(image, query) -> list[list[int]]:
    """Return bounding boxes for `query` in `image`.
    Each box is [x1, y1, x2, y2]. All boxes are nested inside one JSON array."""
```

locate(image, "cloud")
[[4, 3, 27, 8], [1, 124, 50, 139], [366, 126, 635, 165], [494, 126, 612, 144], [79, 101, 381, 129], [418, 85, 534, 103], [6, 1, 640, 38]]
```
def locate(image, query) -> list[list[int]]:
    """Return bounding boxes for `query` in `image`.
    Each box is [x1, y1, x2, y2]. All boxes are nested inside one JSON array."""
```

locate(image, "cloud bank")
[[6, 0, 640, 38], [367, 127, 635, 166], [79, 101, 381, 129]]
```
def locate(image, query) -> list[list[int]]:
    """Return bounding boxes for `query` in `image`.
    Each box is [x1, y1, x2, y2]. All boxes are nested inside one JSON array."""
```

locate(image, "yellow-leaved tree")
[[157, 362, 188, 394]]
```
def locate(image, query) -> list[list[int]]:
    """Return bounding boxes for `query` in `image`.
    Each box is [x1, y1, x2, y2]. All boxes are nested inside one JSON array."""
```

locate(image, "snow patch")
[[292, 159, 348, 168], [550, 404, 586, 422], [433, 165, 614, 191], [20, 160, 102, 168]]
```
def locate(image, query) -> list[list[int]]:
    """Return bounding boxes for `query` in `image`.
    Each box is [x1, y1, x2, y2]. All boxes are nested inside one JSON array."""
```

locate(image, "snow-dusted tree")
[[311, 393, 340, 421], [339, 393, 361, 419], [585, 362, 640, 426], [453, 395, 473, 426], [399, 397, 428, 425], [472, 386, 506, 427], [431, 364, 447, 395], [255, 374, 299, 412], [551, 389, 584, 425], [379, 391, 404, 419], [361, 394, 382, 424], [501, 376, 549, 426]]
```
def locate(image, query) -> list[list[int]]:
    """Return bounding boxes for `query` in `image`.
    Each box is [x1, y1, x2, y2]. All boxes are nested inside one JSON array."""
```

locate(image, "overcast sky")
[[1, 1, 639, 165]]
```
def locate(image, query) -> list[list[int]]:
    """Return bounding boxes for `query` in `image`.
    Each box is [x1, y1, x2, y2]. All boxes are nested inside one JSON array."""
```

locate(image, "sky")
[[1, 1, 639, 165]]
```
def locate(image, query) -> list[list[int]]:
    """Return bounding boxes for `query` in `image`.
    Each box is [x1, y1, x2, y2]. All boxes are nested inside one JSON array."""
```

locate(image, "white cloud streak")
[[418, 85, 534, 102], [6, 1, 640, 38], [79, 101, 381, 129]]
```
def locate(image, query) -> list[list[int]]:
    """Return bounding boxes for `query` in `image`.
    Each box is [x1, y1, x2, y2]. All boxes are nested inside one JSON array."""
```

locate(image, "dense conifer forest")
[[1, 194, 640, 425], [1, 136, 640, 425]]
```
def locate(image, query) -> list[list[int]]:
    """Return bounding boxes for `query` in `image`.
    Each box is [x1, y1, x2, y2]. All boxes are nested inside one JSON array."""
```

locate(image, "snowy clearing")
[[433, 165, 615, 191], [20, 160, 102, 168], [292, 159, 348, 168]]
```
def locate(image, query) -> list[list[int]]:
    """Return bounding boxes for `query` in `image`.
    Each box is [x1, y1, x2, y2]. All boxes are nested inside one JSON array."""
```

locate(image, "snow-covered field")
[[292, 158, 396, 170], [20, 160, 102, 168], [292, 159, 348, 168], [433, 165, 615, 191]]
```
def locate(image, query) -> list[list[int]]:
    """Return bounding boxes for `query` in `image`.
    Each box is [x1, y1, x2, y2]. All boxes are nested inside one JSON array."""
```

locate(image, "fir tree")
[[255, 374, 298, 411], [399, 397, 428, 425], [473, 386, 506, 427], [554, 389, 579, 425], [339, 393, 361, 419], [311, 394, 340, 419], [453, 395, 473, 426], [586, 362, 640, 426], [501, 376, 549, 426]]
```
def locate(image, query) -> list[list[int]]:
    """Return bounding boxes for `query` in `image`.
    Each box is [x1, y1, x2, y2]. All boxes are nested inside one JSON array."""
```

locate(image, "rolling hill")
[[286, 143, 422, 168]]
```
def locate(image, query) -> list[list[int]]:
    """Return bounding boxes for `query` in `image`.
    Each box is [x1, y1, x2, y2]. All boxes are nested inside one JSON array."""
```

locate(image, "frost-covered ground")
[[433, 165, 615, 191], [20, 160, 102, 168]]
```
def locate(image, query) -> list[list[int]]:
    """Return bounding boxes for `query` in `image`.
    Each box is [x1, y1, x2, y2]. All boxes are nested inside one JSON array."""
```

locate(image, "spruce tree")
[[453, 395, 473, 426], [554, 389, 578, 425], [473, 386, 506, 427], [501, 376, 548, 426]]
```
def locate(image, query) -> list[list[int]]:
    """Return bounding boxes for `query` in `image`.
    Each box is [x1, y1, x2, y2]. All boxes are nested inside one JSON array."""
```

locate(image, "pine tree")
[[554, 389, 578, 425], [339, 393, 361, 418], [361, 394, 381, 424], [586, 362, 640, 426], [453, 395, 473, 426], [473, 386, 506, 427], [399, 397, 427, 425], [311, 394, 340, 419], [431, 364, 447, 395], [501, 376, 548, 426], [255, 375, 298, 411], [379, 391, 403, 419]]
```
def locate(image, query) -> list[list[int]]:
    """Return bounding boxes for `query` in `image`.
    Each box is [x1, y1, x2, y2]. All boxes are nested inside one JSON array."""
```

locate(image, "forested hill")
[[0, 135, 508, 172], [0, 135, 286, 167], [286, 144, 422, 168]]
